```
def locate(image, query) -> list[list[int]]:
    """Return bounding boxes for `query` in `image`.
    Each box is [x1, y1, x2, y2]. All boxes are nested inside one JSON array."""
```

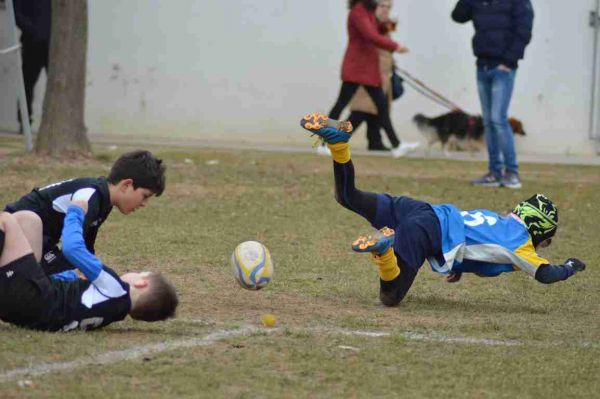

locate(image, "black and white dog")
[[413, 111, 526, 156]]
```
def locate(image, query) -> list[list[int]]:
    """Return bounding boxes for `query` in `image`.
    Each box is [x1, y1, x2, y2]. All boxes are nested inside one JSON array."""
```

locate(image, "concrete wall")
[[1, 0, 599, 155]]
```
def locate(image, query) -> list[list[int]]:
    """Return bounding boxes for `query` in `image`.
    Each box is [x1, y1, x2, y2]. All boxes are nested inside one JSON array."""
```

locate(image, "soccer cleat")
[[351, 227, 395, 254], [300, 113, 353, 144]]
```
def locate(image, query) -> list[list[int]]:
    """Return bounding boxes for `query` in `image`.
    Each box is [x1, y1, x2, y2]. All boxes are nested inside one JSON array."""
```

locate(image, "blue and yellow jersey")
[[427, 204, 549, 277]]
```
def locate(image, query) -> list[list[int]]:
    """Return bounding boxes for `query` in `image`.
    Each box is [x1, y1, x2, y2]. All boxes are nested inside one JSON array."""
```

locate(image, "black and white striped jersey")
[[30, 265, 131, 332], [4, 177, 113, 255]]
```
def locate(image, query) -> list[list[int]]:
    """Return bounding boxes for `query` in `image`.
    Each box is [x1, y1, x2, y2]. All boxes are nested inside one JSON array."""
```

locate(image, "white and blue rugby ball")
[[231, 241, 273, 290]]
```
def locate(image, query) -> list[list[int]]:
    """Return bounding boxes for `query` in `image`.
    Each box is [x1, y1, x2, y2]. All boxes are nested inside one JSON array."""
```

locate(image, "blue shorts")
[[453, 260, 515, 277], [373, 195, 444, 270]]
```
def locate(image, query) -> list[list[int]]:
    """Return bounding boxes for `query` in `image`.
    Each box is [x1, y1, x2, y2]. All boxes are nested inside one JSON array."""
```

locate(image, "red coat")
[[341, 2, 398, 87]]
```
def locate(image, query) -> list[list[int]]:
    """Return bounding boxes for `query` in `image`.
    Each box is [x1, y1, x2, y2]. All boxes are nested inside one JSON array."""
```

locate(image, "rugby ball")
[[231, 241, 273, 290]]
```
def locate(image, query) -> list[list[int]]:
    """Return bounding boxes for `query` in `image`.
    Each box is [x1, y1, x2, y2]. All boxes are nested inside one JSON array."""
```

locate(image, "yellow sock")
[[327, 142, 350, 164], [370, 247, 400, 281]]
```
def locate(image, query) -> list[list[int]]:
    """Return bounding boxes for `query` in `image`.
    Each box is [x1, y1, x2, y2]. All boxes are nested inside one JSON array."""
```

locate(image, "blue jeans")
[[476, 66, 518, 176]]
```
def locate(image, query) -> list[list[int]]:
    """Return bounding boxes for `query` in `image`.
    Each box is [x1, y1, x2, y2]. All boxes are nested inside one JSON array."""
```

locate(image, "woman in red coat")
[[327, 0, 419, 157]]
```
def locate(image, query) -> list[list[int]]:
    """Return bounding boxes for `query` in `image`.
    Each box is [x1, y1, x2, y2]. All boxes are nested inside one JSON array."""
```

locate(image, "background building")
[[1, 0, 599, 155]]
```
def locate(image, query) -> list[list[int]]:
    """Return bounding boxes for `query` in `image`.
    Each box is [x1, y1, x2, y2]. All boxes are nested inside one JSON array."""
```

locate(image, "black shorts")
[[0, 254, 52, 327], [40, 246, 75, 275], [373, 195, 445, 270]]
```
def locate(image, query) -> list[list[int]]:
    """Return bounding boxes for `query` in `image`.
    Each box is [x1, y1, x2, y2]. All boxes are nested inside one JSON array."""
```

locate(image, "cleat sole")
[[301, 113, 354, 134], [351, 227, 395, 253], [301, 113, 329, 131]]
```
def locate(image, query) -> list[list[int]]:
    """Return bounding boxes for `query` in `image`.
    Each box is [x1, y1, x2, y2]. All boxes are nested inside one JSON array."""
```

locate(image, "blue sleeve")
[[50, 270, 79, 281], [534, 264, 574, 284], [61, 205, 102, 282], [451, 0, 473, 23]]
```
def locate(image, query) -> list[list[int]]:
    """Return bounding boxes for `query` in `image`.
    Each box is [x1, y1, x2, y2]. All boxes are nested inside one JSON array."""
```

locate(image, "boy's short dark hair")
[[129, 272, 178, 322], [108, 150, 166, 196]]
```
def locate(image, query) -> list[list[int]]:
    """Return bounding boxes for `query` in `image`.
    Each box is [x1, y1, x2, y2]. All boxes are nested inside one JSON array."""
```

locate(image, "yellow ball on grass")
[[261, 313, 276, 327]]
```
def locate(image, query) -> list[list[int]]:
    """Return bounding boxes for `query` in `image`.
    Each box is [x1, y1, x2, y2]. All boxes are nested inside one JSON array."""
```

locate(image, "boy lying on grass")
[[0, 206, 177, 331]]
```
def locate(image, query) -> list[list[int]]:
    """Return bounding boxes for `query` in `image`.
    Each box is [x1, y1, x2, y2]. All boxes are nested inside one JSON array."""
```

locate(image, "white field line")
[[1, 323, 597, 384], [0, 325, 262, 384], [308, 326, 522, 346]]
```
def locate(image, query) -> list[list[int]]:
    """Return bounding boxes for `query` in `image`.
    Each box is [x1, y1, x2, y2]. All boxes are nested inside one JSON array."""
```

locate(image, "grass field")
[[0, 135, 598, 398]]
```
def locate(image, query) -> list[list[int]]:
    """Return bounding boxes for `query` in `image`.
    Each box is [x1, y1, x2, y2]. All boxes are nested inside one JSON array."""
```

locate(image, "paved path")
[[3, 131, 600, 166], [89, 133, 600, 166]]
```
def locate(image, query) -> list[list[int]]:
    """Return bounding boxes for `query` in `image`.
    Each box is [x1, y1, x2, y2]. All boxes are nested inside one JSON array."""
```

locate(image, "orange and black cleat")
[[351, 227, 395, 254], [300, 113, 353, 144]]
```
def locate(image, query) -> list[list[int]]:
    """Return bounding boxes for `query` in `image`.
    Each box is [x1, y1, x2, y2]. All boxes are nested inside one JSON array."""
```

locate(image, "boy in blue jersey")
[[300, 113, 586, 306], [4, 150, 165, 277], [0, 207, 178, 331]]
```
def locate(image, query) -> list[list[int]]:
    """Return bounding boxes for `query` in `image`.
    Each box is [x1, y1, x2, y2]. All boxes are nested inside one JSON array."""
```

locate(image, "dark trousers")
[[348, 111, 387, 150], [332, 159, 418, 306], [329, 81, 400, 148], [17, 33, 50, 128]]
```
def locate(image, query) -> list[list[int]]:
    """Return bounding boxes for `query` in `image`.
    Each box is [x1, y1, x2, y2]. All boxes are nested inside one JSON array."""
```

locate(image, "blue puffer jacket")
[[452, 0, 534, 69]]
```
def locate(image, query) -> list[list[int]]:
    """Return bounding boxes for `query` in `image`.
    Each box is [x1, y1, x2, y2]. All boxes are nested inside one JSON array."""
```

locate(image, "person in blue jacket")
[[452, 0, 534, 189], [300, 113, 586, 307]]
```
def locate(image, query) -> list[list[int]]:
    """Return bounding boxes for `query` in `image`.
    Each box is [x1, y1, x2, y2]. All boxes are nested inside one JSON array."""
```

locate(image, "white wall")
[[1, 0, 599, 155]]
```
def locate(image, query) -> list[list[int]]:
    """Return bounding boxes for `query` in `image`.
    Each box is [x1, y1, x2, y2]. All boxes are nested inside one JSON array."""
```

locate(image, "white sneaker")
[[316, 144, 331, 156], [391, 142, 420, 158]]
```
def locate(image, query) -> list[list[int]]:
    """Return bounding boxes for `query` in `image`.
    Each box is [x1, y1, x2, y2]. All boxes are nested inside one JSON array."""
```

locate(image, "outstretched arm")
[[61, 203, 127, 305], [535, 259, 586, 284], [61, 203, 102, 282]]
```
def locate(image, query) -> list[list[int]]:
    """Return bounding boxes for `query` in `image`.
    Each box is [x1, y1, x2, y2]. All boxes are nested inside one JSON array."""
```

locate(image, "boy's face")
[[537, 238, 552, 249], [116, 179, 155, 214], [121, 271, 151, 286], [121, 271, 151, 303]]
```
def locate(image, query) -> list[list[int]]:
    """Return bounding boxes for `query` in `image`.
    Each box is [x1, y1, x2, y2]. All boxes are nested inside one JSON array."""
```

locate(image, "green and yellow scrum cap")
[[513, 193, 558, 246]]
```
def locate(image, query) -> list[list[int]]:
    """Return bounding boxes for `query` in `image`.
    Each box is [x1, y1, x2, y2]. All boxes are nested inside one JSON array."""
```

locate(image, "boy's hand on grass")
[[565, 258, 586, 272], [446, 271, 462, 283]]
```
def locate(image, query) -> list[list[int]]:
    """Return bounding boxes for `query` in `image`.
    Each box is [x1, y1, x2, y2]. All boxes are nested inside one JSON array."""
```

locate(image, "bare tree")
[[36, 0, 90, 155]]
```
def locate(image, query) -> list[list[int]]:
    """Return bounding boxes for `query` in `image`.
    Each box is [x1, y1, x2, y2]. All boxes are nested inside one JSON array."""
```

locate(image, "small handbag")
[[391, 69, 404, 100]]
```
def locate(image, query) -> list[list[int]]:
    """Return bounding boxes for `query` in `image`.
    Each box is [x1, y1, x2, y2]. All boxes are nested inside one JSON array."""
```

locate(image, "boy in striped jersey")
[[0, 207, 177, 331], [4, 150, 165, 276], [300, 113, 586, 306]]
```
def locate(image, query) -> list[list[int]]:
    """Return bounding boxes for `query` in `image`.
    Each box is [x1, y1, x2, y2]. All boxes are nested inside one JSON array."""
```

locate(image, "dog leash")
[[395, 65, 466, 113]]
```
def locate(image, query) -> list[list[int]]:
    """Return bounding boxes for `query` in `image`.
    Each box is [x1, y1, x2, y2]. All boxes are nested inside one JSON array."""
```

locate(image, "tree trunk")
[[36, 0, 90, 156]]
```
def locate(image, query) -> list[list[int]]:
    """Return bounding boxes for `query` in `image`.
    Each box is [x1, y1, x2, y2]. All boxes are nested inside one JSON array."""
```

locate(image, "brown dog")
[[413, 111, 526, 155]]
